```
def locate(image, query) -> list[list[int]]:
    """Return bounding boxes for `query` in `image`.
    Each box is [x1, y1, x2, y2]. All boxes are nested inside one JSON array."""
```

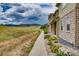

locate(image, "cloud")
[[0, 3, 56, 25], [39, 3, 57, 14], [0, 6, 3, 12]]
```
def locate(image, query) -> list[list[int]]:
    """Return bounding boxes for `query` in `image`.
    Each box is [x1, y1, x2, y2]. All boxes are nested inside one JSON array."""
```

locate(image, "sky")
[[0, 3, 57, 25]]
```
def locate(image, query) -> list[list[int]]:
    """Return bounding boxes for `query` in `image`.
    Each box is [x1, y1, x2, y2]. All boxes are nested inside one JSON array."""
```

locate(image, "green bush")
[[54, 40, 58, 43], [50, 44, 61, 53], [48, 41, 53, 45], [57, 50, 66, 56], [40, 24, 48, 34], [48, 35, 58, 41], [44, 27, 48, 34], [56, 50, 71, 56], [44, 34, 50, 39], [50, 44, 71, 56]]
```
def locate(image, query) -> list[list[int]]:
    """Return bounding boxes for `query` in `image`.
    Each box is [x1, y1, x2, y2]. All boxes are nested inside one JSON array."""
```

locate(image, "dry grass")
[[0, 26, 39, 42], [0, 26, 41, 56]]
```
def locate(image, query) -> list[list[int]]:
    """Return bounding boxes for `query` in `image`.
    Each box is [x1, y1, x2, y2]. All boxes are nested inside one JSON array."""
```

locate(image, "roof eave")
[[56, 3, 61, 7]]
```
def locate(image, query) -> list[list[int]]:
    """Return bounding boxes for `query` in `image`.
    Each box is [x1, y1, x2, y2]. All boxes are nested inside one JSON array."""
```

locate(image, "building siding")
[[59, 10, 76, 44], [59, 3, 76, 18], [48, 3, 79, 46]]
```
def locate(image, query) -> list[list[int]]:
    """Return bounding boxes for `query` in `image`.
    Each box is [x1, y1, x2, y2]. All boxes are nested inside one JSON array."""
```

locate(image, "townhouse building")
[[48, 3, 79, 46]]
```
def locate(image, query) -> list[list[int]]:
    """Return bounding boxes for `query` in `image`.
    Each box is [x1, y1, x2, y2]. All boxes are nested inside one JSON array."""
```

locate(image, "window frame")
[[66, 17, 71, 32], [66, 23, 70, 32]]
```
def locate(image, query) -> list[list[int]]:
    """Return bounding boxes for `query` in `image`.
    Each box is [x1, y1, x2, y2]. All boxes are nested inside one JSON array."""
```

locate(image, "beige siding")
[[59, 4, 76, 44], [49, 3, 77, 45], [59, 3, 76, 18], [59, 10, 75, 44]]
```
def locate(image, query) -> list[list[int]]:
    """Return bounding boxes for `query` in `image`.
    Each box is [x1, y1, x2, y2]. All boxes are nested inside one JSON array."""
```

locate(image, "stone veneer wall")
[[59, 10, 76, 44]]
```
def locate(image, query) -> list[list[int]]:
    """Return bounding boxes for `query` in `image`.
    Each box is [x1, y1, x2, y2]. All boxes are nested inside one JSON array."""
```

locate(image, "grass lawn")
[[0, 26, 41, 56]]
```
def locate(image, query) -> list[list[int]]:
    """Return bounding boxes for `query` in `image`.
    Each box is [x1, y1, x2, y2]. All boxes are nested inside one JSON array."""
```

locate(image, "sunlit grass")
[[0, 26, 40, 42]]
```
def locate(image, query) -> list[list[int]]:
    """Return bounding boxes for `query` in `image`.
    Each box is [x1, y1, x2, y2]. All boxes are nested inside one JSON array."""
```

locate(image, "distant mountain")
[[0, 23, 42, 27]]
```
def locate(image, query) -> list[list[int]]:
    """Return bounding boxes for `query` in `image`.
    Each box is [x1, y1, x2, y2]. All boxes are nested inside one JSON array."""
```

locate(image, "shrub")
[[44, 34, 50, 39], [50, 43, 71, 56], [44, 27, 48, 34], [56, 50, 71, 56], [48, 35, 58, 41], [54, 40, 58, 43], [48, 41, 53, 45], [57, 50, 66, 56], [40, 24, 48, 34], [50, 44, 61, 53]]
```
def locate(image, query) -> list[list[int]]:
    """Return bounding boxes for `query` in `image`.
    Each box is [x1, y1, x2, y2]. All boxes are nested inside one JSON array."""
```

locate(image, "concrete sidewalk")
[[29, 31, 47, 56]]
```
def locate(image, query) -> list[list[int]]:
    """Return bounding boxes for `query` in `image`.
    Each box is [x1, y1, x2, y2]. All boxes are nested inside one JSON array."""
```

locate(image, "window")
[[66, 17, 71, 32], [67, 24, 70, 31]]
